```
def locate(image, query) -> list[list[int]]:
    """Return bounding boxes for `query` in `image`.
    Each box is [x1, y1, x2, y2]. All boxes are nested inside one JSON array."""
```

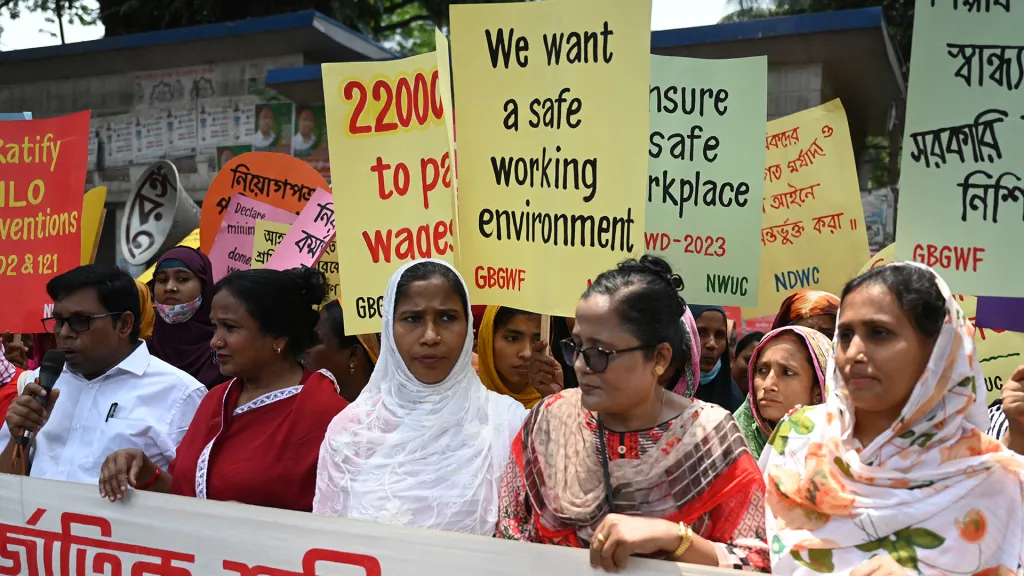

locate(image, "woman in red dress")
[[98, 267, 347, 512], [496, 256, 768, 572]]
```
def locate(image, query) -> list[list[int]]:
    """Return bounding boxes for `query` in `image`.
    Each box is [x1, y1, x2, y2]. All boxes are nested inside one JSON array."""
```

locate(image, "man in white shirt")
[[1, 265, 206, 483]]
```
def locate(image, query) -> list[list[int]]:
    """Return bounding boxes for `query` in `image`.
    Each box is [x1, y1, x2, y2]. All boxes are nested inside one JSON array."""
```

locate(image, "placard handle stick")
[[540, 315, 551, 356]]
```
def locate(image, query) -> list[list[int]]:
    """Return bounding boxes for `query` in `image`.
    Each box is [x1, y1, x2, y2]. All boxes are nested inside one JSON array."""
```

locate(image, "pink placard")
[[208, 193, 298, 280], [265, 188, 336, 271]]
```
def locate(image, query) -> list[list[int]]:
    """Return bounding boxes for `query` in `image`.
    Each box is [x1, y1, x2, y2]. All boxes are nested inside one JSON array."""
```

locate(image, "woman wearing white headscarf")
[[313, 259, 527, 535]]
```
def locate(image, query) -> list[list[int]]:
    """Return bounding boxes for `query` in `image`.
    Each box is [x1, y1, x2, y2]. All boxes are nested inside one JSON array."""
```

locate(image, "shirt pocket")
[[85, 417, 161, 473]]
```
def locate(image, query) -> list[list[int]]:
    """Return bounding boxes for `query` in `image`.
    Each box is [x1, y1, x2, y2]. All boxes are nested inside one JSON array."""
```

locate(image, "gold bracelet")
[[671, 522, 694, 560]]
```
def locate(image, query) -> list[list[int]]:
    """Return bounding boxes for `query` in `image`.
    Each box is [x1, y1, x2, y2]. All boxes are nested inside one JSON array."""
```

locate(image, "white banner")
[[0, 476, 735, 575]]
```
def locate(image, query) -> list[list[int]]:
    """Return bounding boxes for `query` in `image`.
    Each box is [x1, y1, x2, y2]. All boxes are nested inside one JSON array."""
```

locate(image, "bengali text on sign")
[[744, 99, 869, 318]]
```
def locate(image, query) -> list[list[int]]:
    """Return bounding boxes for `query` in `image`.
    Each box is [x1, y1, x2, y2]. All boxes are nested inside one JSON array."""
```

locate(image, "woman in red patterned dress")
[[496, 256, 768, 572]]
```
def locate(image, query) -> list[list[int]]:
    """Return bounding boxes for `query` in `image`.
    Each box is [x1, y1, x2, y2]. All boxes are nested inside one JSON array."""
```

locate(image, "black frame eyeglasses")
[[41, 312, 122, 335], [559, 338, 655, 374]]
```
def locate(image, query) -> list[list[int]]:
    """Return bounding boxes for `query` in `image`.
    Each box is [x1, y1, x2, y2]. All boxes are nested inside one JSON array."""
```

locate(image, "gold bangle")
[[671, 522, 694, 560]]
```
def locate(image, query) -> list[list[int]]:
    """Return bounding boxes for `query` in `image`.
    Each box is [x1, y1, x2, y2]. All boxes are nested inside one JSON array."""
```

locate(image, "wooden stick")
[[540, 314, 552, 355]]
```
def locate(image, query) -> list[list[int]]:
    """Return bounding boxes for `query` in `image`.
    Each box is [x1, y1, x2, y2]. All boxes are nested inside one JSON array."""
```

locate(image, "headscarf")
[[147, 247, 223, 389], [669, 308, 701, 398], [134, 279, 155, 340], [733, 326, 831, 458], [477, 306, 543, 409], [313, 259, 527, 535], [688, 304, 743, 411], [770, 289, 839, 331], [356, 334, 381, 365], [764, 262, 1024, 574]]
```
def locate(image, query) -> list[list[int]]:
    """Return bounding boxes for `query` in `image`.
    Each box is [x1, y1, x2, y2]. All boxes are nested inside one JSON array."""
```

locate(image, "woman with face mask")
[[148, 247, 226, 389], [689, 305, 745, 412], [314, 259, 527, 535]]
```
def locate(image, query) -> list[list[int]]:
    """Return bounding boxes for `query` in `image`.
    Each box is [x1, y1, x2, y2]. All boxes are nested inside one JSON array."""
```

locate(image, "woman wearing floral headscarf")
[[763, 262, 1024, 575], [734, 325, 831, 459]]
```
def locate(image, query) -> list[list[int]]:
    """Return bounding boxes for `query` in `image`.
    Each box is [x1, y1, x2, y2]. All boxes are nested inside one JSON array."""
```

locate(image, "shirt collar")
[[67, 341, 150, 379]]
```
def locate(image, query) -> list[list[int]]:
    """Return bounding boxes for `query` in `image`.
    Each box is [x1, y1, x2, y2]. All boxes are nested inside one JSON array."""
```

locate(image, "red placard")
[[0, 111, 89, 333]]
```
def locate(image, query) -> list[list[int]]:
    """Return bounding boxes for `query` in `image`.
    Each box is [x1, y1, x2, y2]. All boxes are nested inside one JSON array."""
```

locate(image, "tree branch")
[[375, 12, 435, 33], [0, 0, 21, 12], [384, 0, 421, 13]]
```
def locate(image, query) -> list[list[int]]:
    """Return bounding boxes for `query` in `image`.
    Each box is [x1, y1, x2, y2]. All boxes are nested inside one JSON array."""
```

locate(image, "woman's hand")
[[851, 554, 910, 576], [528, 341, 564, 398], [99, 449, 156, 502], [2, 332, 29, 370], [590, 514, 680, 572]]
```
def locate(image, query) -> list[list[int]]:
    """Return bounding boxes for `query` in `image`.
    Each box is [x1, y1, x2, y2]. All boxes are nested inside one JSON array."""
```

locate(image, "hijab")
[[313, 259, 527, 535], [733, 325, 831, 458], [688, 304, 743, 411], [770, 289, 839, 331], [763, 262, 1024, 574], [147, 247, 224, 389], [477, 306, 543, 409], [669, 308, 701, 398], [134, 279, 155, 340]]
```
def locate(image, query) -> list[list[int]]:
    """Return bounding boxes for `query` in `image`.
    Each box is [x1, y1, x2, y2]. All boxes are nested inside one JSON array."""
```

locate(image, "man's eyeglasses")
[[559, 338, 655, 374], [41, 312, 122, 335]]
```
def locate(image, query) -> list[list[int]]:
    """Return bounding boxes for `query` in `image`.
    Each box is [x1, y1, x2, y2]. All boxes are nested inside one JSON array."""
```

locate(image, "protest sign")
[[450, 0, 651, 316], [199, 152, 329, 253], [252, 102, 293, 154], [0, 111, 89, 333], [743, 99, 868, 318], [292, 104, 331, 182], [251, 220, 290, 270], [0, 475, 694, 576], [136, 228, 201, 284], [322, 40, 456, 334], [81, 186, 107, 265], [208, 194, 297, 280], [645, 55, 767, 306], [319, 238, 341, 303], [895, 0, 1024, 296], [266, 188, 335, 271], [977, 297, 1024, 332], [859, 244, 1024, 405]]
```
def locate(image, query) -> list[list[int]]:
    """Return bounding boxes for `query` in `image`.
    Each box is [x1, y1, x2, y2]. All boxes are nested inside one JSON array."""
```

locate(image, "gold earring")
[[275, 347, 281, 354], [655, 366, 665, 376], [349, 362, 356, 375]]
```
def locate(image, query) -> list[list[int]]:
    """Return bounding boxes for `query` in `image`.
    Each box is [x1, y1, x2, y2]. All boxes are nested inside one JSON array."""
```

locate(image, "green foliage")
[[0, 0, 99, 42]]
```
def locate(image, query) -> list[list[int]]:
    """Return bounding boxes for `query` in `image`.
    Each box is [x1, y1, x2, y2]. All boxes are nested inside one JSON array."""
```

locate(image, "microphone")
[[17, 349, 65, 447]]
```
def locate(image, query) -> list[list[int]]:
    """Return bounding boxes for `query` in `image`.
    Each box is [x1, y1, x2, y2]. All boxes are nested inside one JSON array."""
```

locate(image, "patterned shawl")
[[763, 262, 1024, 575], [521, 388, 760, 543], [770, 290, 840, 331], [734, 326, 832, 459]]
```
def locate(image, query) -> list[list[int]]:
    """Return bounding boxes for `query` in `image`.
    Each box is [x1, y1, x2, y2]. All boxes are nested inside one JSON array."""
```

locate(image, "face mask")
[[156, 296, 202, 325]]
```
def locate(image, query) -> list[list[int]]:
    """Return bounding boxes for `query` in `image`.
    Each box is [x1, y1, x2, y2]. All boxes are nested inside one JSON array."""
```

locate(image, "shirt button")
[[74, 424, 81, 430], [60, 468, 66, 473], [617, 445, 627, 455]]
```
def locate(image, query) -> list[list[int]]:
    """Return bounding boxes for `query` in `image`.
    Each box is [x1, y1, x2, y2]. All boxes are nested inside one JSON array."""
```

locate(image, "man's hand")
[[5, 379, 60, 437], [2, 332, 29, 370]]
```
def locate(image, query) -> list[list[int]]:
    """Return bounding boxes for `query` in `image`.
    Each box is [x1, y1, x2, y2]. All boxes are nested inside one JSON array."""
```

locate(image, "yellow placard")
[[251, 220, 291, 270], [858, 244, 1024, 405], [135, 228, 200, 284], [895, 0, 1024, 295], [323, 39, 456, 335], [316, 237, 341, 304], [450, 0, 651, 316], [645, 55, 768, 306], [743, 99, 869, 318], [81, 186, 107, 265]]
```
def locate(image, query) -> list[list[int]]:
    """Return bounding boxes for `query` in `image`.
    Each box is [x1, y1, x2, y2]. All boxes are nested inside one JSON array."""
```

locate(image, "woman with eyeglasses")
[[496, 256, 768, 572]]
